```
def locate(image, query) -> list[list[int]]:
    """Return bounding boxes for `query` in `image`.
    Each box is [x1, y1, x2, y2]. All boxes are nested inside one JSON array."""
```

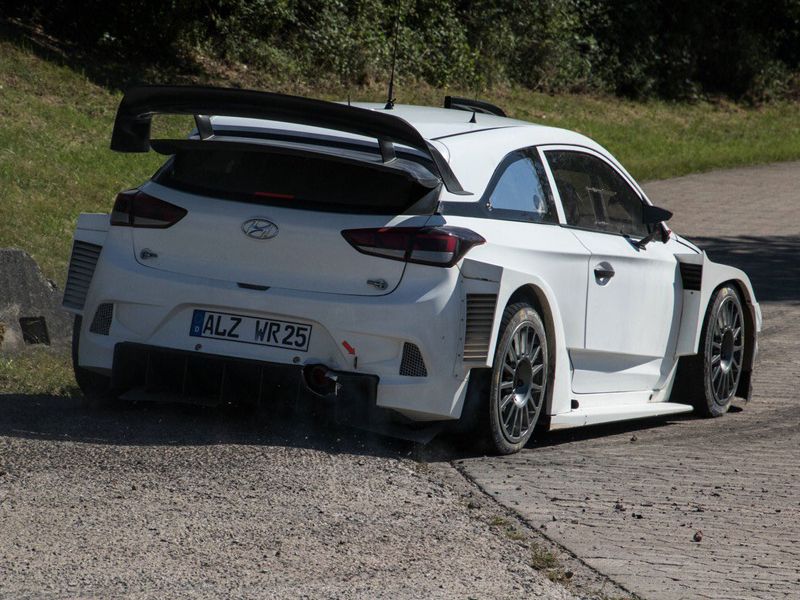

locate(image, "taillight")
[[110, 190, 187, 228], [341, 226, 485, 268]]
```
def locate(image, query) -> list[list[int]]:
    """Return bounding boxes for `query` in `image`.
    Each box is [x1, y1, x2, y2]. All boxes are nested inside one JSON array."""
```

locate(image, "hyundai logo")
[[242, 218, 279, 240]]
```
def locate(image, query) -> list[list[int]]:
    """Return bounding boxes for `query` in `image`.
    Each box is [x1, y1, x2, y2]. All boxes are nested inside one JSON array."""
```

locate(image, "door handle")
[[593, 262, 615, 284]]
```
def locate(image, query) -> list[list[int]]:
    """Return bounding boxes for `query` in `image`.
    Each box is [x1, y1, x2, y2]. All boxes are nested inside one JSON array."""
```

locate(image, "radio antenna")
[[384, 18, 399, 110]]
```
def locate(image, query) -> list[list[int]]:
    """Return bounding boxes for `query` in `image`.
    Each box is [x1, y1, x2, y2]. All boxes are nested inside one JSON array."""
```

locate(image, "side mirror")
[[635, 204, 673, 249], [642, 204, 673, 225]]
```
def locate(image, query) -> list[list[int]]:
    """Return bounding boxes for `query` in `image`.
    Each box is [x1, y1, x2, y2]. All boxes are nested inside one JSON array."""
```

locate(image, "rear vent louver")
[[89, 303, 114, 335], [399, 343, 428, 377], [63, 241, 102, 310], [463, 294, 497, 361], [679, 263, 703, 291]]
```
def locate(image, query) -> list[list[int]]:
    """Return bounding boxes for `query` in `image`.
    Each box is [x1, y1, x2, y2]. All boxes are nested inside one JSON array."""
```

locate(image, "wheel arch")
[[676, 275, 759, 402], [488, 278, 574, 416], [458, 261, 576, 419], [723, 278, 758, 399]]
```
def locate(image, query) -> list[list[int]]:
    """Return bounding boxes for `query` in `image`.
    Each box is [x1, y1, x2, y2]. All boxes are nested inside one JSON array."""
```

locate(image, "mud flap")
[[332, 373, 444, 444]]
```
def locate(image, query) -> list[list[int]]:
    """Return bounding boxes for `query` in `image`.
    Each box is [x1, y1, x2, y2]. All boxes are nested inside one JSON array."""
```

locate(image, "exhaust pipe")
[[302, 364, 340, 396]]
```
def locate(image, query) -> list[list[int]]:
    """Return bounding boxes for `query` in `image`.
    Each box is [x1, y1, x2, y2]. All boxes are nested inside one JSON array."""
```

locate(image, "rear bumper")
[[74, 229, 471, 420], [113, 342, 378, 411]]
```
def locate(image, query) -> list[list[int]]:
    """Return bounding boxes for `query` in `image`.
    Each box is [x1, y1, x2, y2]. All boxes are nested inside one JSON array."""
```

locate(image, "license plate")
[[190, 310, 312, 352]]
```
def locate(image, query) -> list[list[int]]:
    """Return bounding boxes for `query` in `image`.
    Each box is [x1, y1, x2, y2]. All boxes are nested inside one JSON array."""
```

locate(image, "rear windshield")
[[154, 148, 436, 214]]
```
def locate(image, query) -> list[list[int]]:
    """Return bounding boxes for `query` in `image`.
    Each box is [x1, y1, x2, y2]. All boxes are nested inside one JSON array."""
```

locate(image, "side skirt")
[[549, 395, 693, 431]]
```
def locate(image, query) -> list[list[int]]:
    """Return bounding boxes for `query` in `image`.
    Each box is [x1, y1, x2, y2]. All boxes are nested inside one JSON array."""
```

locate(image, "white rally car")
[[65, 86, 760, 454]]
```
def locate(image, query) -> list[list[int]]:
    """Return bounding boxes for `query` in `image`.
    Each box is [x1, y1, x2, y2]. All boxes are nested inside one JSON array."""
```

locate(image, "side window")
[[485, 152, 557, 223], [545, 151, 648, 237]]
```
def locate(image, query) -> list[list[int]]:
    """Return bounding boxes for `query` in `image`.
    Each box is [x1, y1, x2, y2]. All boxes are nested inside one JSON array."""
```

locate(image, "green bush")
[[7, 0, 800, 101]]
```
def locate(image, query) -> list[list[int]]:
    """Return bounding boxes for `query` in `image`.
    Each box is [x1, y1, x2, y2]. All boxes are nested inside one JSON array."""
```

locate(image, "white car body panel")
[[568, 229, 683, 393], [132, 181, 427, 296], [65, 100, 761, 434]]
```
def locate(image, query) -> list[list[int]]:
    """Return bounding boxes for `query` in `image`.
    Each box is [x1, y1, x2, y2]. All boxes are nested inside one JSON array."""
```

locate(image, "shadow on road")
[[0, 393, 427, 459], [0, 392, 714, 460], [689, 234, 800, 303]]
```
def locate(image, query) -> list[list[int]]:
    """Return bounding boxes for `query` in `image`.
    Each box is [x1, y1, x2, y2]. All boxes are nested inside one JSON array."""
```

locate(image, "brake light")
[[110, 190, 187, 228], [254, 191, 295, 200], [341, 226, 485, 267]]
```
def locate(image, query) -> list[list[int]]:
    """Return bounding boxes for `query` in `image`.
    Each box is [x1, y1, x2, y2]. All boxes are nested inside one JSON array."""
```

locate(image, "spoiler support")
[[444, 96, 507, 118], [111, 85, 470, 195]]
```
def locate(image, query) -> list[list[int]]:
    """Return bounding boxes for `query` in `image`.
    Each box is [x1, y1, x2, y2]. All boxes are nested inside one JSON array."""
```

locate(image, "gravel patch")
[[0, 398, 578, 599]]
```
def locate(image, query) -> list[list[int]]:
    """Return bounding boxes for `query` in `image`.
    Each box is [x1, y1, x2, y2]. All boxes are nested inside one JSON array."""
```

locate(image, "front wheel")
[[486, 303, 549, 455], [683, 285, 746, 417]]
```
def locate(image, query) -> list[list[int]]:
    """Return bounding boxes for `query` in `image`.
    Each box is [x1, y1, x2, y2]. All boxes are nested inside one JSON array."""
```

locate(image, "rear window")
[[154, 148, 436, 214]]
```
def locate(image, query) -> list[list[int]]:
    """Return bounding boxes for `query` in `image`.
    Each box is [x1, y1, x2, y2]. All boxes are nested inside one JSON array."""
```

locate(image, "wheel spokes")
[[502, 400, 516, 427], [709, 296, 745, 403], [496, 322, 547, 442], [529, 345, 541, 364]]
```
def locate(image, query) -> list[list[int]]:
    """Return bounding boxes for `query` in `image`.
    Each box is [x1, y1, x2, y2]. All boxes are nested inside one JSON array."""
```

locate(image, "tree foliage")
[[9, 0, 800, 101]]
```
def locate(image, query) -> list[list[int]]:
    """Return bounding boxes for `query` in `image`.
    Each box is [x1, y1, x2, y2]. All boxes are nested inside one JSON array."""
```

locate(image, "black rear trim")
[[110, 85, 471, 195], [152, 150, 443, 215], [150, 137, 440, 189], [112, 342, 378, 408]]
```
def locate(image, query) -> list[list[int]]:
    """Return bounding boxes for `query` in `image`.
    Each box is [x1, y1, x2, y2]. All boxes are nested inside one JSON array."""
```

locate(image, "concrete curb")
[[0, 248, 71, 352]]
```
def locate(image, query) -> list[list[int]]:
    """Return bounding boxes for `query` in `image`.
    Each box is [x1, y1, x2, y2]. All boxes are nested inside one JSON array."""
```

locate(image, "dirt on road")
[[0, 396, 590, 599]]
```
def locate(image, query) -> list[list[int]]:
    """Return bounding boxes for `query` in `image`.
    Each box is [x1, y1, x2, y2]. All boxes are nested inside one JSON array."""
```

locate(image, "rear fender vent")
[[399, 342, 428, 377], [63, 241, 102, 310], [463, 294, 497, 361], [89, 303, 114, 335], [679, 262, 703, 291]]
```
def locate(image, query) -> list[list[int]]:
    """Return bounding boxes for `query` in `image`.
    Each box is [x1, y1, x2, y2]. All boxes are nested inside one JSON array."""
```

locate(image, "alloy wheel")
[[498, 322, 546, 443], [709, 295, 744, 404]]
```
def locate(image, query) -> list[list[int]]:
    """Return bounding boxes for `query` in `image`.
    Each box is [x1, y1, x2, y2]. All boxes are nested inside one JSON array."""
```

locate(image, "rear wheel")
[[485, 303, 548, 455], [71, 315, 115, 407]]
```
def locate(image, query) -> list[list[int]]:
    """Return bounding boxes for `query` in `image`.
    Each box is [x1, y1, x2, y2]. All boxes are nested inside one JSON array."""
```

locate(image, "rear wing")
[[110, 85, 470, 195]]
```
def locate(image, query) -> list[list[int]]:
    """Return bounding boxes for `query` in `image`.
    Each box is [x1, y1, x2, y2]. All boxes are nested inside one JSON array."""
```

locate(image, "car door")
[[541, 147, 682, 394]]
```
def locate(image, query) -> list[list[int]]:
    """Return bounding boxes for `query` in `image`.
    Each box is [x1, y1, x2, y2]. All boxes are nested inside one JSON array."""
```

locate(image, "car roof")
[[212, 102, 594, 146], [350, 103, 530, 139]]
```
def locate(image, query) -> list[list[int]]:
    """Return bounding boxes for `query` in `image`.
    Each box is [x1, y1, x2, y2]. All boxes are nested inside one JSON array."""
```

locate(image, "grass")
[[1, 33, 800, 396], [0, 347, 78, 396], [487, 515, 571, 584], [487, 514, 528, 541], [385, 86, 800, 182], [529, 543, 560, 571]]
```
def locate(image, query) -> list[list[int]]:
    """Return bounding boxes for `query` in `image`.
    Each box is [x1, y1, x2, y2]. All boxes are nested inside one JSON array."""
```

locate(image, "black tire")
[[71, 315, 115, 407], [481, 302, 549, 455], [680, 285, 746, 417]]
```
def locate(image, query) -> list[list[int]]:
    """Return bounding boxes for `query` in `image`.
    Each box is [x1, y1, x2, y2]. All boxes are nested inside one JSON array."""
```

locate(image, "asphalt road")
[[1, 162, 797, 599], [458, 161, 800, 599]]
